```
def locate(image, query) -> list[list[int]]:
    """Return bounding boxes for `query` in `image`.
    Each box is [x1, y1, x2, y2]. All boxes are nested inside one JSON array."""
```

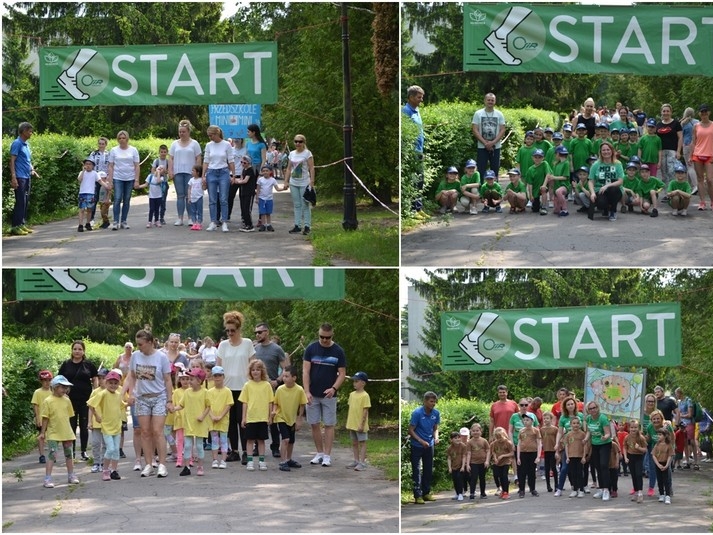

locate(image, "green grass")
[[336, 423, 398, 481], [2, 434, 36, 462], [309, 200, 399, 266], [3, 206, 76, 235]]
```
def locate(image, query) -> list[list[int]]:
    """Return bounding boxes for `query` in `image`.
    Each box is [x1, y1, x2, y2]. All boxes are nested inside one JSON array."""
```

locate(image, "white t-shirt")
[[188, 177, 204, 203], [200, 345, 218, 365], [204, 140, 234, 170], [257, 176, 278, 200], [287, 149, 313, 187], [471, 108, 506, 149], [109, 146, 140, 181], [78, 169, 100, 195], [233, 146, 247, 176], [217, 338, 255, 391], [147, 174, 163, 199], [129, 350, 171, 396], [169, 139, 202, 175]]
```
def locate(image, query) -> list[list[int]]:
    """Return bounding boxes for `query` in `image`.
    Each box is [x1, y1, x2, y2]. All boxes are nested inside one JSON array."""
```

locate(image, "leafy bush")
[[2, 135, 173, 227], [1, 337, 123, 444], [401, 397, 491, 495]]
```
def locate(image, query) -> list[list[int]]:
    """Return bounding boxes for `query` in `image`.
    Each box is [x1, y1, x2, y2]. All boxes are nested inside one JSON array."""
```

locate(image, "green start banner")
[[441, 303, 681, 371], [16, 269, 344, 301], [39, 42, 278, 106], [464, 4, 713, 75]]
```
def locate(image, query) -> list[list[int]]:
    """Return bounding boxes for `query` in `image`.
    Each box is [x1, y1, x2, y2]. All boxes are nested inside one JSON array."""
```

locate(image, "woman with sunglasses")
[[216, 310, 256, 464], [584, 401, 615, 501], [283, 134, 316, 235]]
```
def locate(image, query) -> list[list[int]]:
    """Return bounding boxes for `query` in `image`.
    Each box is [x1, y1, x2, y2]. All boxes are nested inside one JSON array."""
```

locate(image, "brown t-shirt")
[[609, 440, 621, 469], [564, 429, 587, 458], [540, 425, 558, 452], [624, 431, 648, 455], [467, 436, 490, 464], [491, 439, 514, 466], [652, 440, 674, 463], [518, 426, 540, 453], [447, 441, 467, 469]]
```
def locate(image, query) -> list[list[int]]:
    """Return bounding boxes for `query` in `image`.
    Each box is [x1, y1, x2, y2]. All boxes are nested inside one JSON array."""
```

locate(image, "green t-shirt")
[[534, 139, 552, 153], [638, 134, 662, 163], [636, 177, 665, 197], [645, 421, 674, 447], [509, 412, 539, 445], [558, 412, 585, 434], [524, 161, 552, 192], [667, 179, 692, 194], [588, 160, 624, 192], [562, 137, 573, 152], [622, 175, 640, 194], [435, 179, 460, 198], [479, 181, 503, 197], [460, 172, 480, 197], [585, 413, 612, 446], [545, 144, 563, 167], [569, 137, 594, 170], [628, 142, 639, 159], [551, 159, 571, 191], [505, 180, 527, 194], [615, 142, 633, 161], [517, 145, 536, 176]]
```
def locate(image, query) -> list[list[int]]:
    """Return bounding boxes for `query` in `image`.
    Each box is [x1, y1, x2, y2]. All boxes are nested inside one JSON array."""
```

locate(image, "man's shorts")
[[685, 423, 695, 441], [245, 421, 269, 441], [278, 422, 296, 444], [135, 392, 167, 417], [258, 198, 273, 216], [78, 193, 96, 210], [349, 430, 368, 442], [305, 396, 337, 426]]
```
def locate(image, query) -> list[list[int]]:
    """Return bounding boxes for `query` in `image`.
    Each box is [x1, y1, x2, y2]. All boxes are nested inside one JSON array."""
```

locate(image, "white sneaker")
[[212, 460, 219, 469], [157, 463, 168, 478], [346, 461, 359, 469], [593, 490, 603, 499], [321, 455, 332, 467], [258, 461, 267, 471], [569, 491, 578, 498], [664, 495, 671, 504], [469, 207, 478, 215], [89, 220, 95, 227], [111, 222, 119, 231], [577, 491, 585, 498], [583, 486, 591, 494], [174, 219, 184, 226], [141, 464, 154, 477], [457, 494, 464, 501], [548, 201, 554, 208], [133, 460, 142, 471], [120, 222, 130, 229], [206, 222, 217, 231], [221, 222, 229, 232], [554, 489, 562, 497], [658, 494, 665, 502], [218, 460, 227, 469], [310, 453, 324, 465], [602, 489, 610, 501], [246, 460, 255, 471], [680, 209, 688, 216], [526, 200, 532, 208]]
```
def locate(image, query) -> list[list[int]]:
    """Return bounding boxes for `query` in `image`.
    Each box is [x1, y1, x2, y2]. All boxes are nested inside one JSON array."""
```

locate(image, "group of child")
[[76, 144, 286, 233], [445, 413, 676, 505], [32, 359, 371, 487], [436, 121, 695, 218]]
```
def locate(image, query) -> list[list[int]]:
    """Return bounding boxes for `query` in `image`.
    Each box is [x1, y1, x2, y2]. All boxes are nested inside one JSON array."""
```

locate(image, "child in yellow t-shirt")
[[175, 368, 210, 476], [87, 368, 108, 473], [31, 370, 53, 464], [239, 359, 274, 471], [207, 366, 233, 469], [171, 372, 190, 467], [40, 375, 79, 488], [346, 371, 371, 471], [273, 366, 308, 472], [88, 371, 125, 480]]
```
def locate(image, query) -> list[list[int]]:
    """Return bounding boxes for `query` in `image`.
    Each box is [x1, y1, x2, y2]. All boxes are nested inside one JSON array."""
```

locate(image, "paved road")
[[3, 186, 315, 267], [402, 462, 713, 532], [402, 186, 713, 267], [2, 424, 398, 533]]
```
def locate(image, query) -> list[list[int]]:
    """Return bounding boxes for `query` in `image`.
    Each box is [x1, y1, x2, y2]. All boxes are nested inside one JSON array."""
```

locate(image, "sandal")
[[694, 464, 700, 470]]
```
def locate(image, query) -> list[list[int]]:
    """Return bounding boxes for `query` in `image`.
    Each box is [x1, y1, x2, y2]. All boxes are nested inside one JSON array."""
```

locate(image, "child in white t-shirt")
[[77, 159, 110, 233], [256, 165, 285, 232], [136, 166, 165, 228], [188, 165, 206, 231]]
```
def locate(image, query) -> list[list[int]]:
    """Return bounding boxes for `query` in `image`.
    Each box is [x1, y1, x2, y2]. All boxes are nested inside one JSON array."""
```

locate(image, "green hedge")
[[2, 135, 173, 228], [401, 397, 491, 495], [1, 337, 123, 445]]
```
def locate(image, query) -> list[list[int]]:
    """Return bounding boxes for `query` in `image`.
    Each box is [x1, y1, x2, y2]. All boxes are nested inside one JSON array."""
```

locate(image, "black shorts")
[[244, 421, 269, 441], [278, 422, 296, 444]]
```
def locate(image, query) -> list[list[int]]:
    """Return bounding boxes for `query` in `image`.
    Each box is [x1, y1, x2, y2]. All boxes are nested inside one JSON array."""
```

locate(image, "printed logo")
[[457, 312, 511, 365], [446, 316, 461, 329], [469, 10, 486, 24], [43, 268, 111, 292], [44, 48, 109, 102], [43, 52, 59, 66]]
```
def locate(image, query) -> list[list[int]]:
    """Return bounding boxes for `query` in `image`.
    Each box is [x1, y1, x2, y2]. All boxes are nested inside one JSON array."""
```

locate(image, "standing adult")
[[122, 329, 172, 478], [168, 119, 203, 226], [88, 136, 110, 227], [302, 322, 347, 467], [680, 107, 699, 194], [199, 337, 218, 366], [576, 98, 600, 139], [408, 391, 440, 504], [656, 103, 683, 194], [203, 125, 235, 233], [674, 387, 700, 470], [58, 340, 99, 460], [246, 123, 268, 174], [107, 130, 140, 230], [471, 93, 506, 179], [164, 333, 190, 368], [8, 121, 37, 236], [283, 134, 315, 236], [610, 106, 636, 133], [403, 85, 426, 214], [584, 401, 614, 501], [488, 385, 518, 493], [692, 104, 713, 210], [554, 396, 585, 496], [216, 310, 256, 464], [654, 385, 678, 422], [587, 141, 624, 221], [253, 323, 288, 458]]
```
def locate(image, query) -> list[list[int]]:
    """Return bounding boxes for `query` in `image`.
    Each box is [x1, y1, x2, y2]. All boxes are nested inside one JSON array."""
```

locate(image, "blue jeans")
[[173, 173, 191, 219], [112, 180, 133, 224], [12, 178, 30, 227], [206, 168, 230, 223], [477, 147, 501, 178], [290, 184, 311, 228], [190, 199, 203, 224], [410, 443, 434, 498]]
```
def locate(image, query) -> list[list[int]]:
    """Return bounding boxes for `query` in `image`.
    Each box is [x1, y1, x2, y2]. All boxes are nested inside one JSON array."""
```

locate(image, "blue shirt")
[[682, 120, 698, 146], [409, 405, 440, 448], [10, 136, 32, 179], [402, 103, 424, 154], [246, 140, 267, 168]]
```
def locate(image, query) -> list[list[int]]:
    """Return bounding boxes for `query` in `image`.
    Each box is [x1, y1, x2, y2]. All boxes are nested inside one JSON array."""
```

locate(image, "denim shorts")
[[78, 193, 96, 210]]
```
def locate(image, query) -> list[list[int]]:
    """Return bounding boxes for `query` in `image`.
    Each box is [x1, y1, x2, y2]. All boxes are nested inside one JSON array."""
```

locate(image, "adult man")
[[403, 85, 427, 215], [9, 122, 38, 236], [675, 387, 700, 469], [654, 385, 678, 422], [488, 384, 518, 438], [302, 323, 346, 467], [471, 93, 506, 179], [409, 391, 440, 504], [253, 322, 287, 458]]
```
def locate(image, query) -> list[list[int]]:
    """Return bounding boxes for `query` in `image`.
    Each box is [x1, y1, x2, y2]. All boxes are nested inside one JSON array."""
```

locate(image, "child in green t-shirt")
[[574, 166, 591, 212], [479, 171, 503, 213], [504, 168, 527, 213], [638, 120, 662, 178], [459, 159, 481, 215], [435, 167, 461, 214], [525, 149, 552, 215], [635, 164, 665, 217], [546, 146, 571, 217], [517, 131, 536, 177], [620, 162, 640, 213], [668, 163, 693, 216]]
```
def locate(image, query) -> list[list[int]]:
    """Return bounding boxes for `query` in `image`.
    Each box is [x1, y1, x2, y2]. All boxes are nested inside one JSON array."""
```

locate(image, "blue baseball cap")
[[629, 155, 641, 164], [626, 162, 638, 169], [588, 154, 598, 161], [577, 166, 589, 173], [597, 122, 609, 130], [525, 130, 534, 137], [544, 127, 554, 133], [533, 149, 545, 157], [640, 164, 650, 171], [507, 168, 521, 176], [465, 159, 476, 168], [447, 166, 458, 174], [674, 162, 687, 173], [555, 145, 569, 155], [646, 118, 657, 127], [576, 123, 587, 130], [211, 366, 225, 375], [352, 371, 369, 382], [552, 132, 563, 140], [51, 375, 73, 387], [629, 128, 638, 134], [563, 124, 573, 131], [610, 128, 619, 133], [485, 170, 496, 179]]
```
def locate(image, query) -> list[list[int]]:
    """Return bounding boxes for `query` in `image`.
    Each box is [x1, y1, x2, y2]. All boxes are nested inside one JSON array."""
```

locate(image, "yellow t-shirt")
[[172, 388, 188, 431], [346, 390, 371, 432], [31, 387, 52, 422], [182, 387, 210, 438], [88, 388, 125, 435], [87, 387, 104, 429], [273, 384, 308, 426], [207, 386, 234, 432], [40, 394, 75, 441], [238, 380, 274, 423]]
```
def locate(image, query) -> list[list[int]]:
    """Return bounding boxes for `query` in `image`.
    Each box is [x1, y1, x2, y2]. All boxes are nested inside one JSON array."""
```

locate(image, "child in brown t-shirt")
[[447, 431, 467, 501], [623, 419, 648, 503], [540, 411, 559, 493], [466, 423, 490, 499], [491, 427, 514, 499], [564, 417, 588, 497], [517, 413, 542, 497]]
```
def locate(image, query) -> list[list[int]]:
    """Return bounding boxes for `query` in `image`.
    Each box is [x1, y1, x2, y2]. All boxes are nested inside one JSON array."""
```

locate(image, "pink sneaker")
[[197, 466, 204, 476], [102, 470, 111, 481], [156, 221, 162, 228], [647, 488, 655, 497], [195, 223, 202, 230]]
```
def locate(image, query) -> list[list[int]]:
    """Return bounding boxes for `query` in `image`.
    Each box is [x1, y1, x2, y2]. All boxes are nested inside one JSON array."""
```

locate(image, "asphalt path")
[[402, 184, 713, 267], [2, 423, 398, 533], [401, 460, 713, 532], [2, 185, 315, 267]]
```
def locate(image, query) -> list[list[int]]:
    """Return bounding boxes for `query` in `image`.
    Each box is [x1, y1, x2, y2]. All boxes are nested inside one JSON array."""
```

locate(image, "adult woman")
[[89, 136, 110, 225], [554, 396, 585, 496], [645, 408, 675, 497], [610, 106, 636, 133], [584, 401, 614, 501], [692, 104, 713, 210], [164, 333, 190, 368], [656, 103, 683, 193], [216, 310, 255, 464], [227, 138, 247, 221], [202, 125, 235, 233], [168, 119, 202, 226], [199, 336, 218, 366], [107, 130, 140, 230], [587, 141, 624, 221], [283, 134, 315, 235], [680, 107, 699, 193], [577, 97, 600, 139], [58, 340, 98, 460], [236, 154, 258, 232], [122, 329, 172, 478], [246, 123, 267, 173]]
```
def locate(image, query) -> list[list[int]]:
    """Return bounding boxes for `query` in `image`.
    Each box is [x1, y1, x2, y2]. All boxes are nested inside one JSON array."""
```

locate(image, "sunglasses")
[[254, 330, 266, 335], [319, 335, 332, 340], [587, 407, 597, 411], [519, 403, 528, 407], [294, 139, 304, 143]]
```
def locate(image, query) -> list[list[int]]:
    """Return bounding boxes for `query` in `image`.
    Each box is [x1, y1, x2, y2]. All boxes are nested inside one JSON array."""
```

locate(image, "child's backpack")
[[692, 400, 705, 423]]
